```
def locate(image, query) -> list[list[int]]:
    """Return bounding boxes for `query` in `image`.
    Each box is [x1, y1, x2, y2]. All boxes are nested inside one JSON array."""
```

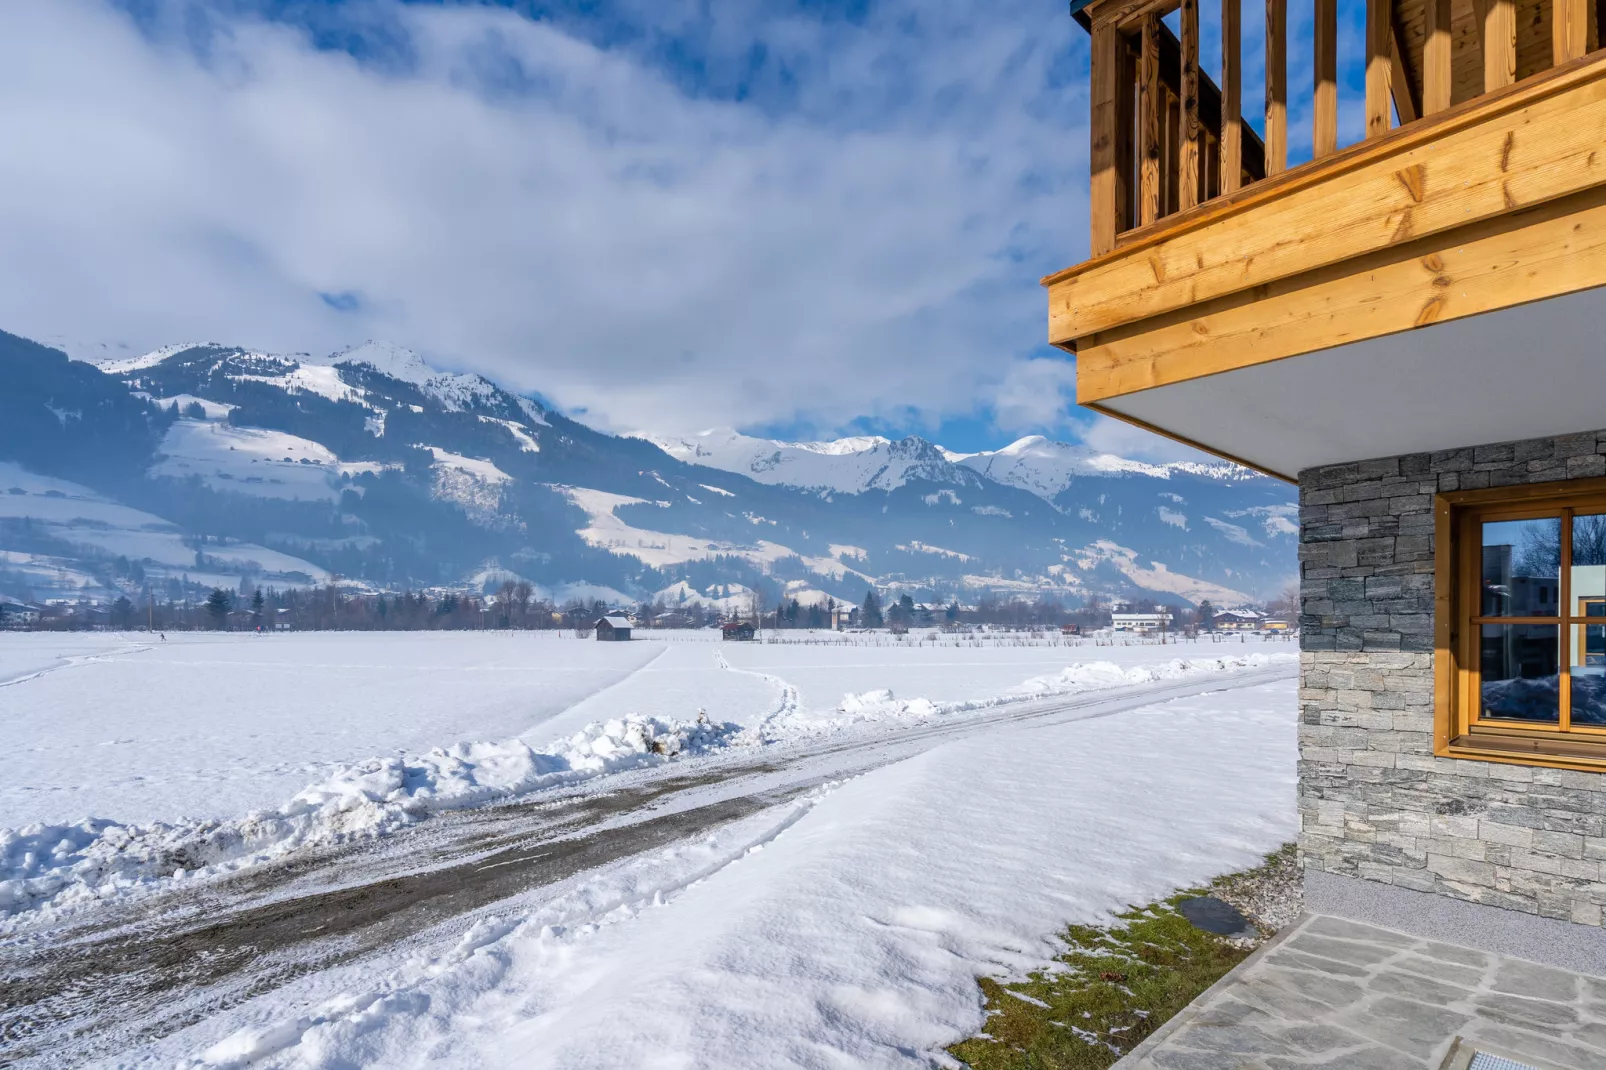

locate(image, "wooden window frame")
[[1436, 477, 1606, 771]]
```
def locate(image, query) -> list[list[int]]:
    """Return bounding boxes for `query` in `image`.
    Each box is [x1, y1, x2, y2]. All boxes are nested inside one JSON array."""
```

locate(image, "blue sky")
[[3, 0, 1369, 457]]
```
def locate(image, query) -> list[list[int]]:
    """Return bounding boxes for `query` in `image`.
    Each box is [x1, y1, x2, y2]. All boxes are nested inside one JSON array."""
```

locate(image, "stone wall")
[[1299, 431, 1606, 927]]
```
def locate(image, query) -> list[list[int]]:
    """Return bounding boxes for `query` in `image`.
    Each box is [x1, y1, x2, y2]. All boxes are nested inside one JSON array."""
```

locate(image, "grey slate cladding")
[[1298, 430, 1606, 928]]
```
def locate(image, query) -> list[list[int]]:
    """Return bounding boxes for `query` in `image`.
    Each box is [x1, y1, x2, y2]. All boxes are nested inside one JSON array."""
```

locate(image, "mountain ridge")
[[0, 330, 1296, 611]]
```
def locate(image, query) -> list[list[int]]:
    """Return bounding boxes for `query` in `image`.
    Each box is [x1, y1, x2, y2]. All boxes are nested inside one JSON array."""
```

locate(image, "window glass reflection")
[[1572, 514, 1606, 621], [1573, 624, 1606, 726], [1481, 518, 1560, 616], [1481, 623, 1560, 722]]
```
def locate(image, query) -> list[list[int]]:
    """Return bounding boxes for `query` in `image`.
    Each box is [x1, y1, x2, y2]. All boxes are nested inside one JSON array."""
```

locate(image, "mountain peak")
[[332, 341, 435, 386], [332, 341, 499, 413]]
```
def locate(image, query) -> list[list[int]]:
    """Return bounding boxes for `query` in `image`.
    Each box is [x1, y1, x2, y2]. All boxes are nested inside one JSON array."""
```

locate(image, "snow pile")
[[1009, 652, 1291, 698], [0, 714, 743, 922], [762, 652, 1294, 739]]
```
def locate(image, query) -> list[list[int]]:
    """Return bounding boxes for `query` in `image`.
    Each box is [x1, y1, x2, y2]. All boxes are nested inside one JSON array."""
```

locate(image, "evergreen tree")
[[204, 587, 231, 629], [251, 588, 265, 629], [861, 589, 884, 629], [1196, 599, 1216, 631]]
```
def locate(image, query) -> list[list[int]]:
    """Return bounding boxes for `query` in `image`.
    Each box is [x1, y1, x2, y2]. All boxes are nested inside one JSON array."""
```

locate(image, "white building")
[[1110, 608, 1172, 634]]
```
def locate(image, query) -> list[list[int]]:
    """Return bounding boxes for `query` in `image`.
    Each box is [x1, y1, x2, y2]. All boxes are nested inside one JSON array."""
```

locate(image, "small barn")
[[595, 615, 633, 641], [721, 620, 755, 642]]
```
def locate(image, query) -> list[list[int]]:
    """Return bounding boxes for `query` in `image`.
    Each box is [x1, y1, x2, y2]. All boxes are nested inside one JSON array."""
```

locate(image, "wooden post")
[[1265, 0, 1287, 174], [1180, 0, 1202, 210], [1314, 0, 1338, 157], [1090, 21, 1122, 256], [1220, 0, 1242, 192], [1423, 0, 1452, 114], [1484, 0, 1516, 90], [1365, 0, 1394, 138], [1557, 0, 1589, 63], [1140, 14, 1162, 226]]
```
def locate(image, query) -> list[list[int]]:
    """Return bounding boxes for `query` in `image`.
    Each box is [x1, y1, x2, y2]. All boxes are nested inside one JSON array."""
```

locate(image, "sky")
[[0, 0, 1372, 458]]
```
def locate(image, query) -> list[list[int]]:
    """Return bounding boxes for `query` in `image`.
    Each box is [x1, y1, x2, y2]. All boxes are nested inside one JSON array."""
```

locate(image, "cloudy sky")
[[0, 0, 1364, 456]]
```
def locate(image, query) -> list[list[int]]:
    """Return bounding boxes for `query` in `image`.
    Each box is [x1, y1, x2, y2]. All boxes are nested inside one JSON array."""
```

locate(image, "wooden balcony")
[[1051, 0, 1606, 478]]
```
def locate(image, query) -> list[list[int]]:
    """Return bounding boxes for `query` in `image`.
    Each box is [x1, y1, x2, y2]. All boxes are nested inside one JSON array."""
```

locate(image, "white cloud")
[[1076, 412, 1227, 466], [0, 0, 1090, 438]]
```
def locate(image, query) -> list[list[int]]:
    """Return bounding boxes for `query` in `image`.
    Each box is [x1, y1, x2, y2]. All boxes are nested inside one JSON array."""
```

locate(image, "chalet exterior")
[[1211, 608, 1265, 630], [1057, 0, 1606, 1060], [594, 615, 632, 641]]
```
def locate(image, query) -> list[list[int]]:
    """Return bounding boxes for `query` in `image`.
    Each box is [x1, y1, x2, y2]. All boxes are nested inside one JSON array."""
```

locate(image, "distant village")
[[0, 580, 1296, 638]]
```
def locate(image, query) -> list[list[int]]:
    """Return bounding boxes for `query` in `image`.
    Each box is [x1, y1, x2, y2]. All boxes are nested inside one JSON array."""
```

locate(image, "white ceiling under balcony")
[[1097, 283, 1606, 482]]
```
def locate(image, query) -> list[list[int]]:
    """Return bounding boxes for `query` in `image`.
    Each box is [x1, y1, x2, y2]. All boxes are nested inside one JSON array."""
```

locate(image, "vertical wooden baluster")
[[1423, 0, 1452, 114], [1090, 21, 1121, 256], [1389, 21, 1421, 122], [1314, 0, 1338, 156], [1118, 39, 1137, 229], [1484, 0, 1516, 89], [1365, 0, 1394, 137], [1180, 0, 1202, 210], [1221, 0, 1242, 192], [1557, 0, 1589, 63], [1139, 14, 1162, 226], [1265, 0, 1287, 175], [1165, 86, 1180, 214]]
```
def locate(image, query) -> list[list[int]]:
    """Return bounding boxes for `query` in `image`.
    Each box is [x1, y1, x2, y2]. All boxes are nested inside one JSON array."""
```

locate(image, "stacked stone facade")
[[1300, 430, 1606, 927]]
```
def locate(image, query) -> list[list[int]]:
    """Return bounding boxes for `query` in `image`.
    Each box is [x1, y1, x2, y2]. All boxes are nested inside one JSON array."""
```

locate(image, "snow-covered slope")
[[333, 341, 501, 413], [639, 428, 977, 495], [948, 435, 1250, 499], [0, 460, 330, 595]]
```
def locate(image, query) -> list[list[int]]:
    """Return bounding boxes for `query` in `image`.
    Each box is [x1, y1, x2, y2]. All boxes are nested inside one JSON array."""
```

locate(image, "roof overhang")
[[1089, 283, 1606, 481]]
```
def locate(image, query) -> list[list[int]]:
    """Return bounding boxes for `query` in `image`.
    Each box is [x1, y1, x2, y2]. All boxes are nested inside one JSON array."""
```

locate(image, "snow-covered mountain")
[[640, 428, 979, 496], [645, 429, 1256, 507], [949, 435, 1249, 499], [0, 329, 1296, 610]]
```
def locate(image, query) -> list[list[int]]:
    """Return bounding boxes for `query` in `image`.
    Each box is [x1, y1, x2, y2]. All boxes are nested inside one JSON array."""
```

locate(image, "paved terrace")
[[1116, 914, 1606, 1069]]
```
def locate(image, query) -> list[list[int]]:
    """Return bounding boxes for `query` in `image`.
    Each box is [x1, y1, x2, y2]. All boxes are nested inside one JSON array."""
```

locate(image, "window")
[[1441, 482, 1606, 767]]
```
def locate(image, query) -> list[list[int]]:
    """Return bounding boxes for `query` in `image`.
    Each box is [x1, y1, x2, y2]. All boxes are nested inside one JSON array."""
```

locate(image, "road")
[[0, 664, 1293, 1069]]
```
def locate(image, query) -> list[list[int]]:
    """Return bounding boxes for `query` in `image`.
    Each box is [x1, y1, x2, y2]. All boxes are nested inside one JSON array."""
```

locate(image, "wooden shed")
[[595, 615, 633, 641]]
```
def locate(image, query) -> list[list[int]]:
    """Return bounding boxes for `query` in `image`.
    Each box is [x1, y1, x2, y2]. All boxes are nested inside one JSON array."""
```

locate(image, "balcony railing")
[[1082, 0, 1601, 256]]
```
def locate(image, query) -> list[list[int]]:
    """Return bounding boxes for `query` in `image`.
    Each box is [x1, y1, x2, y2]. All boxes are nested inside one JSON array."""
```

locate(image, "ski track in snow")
[[712, 646, 800, 723], [0, 641, 150, 689]]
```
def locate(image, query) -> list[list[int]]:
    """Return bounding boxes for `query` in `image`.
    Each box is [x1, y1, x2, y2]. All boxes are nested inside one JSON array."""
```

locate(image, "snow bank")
[[762, 652, 1294, 738], [0, 715, 742, 922]]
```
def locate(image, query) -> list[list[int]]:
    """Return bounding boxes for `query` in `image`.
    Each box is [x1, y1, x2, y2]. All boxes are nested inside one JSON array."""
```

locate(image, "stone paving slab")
[[1116, 913, 1606, 1069]]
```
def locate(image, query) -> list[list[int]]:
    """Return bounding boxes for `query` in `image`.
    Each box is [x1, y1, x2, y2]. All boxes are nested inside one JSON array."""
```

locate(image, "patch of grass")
[[947, 843, 1297, 1070]]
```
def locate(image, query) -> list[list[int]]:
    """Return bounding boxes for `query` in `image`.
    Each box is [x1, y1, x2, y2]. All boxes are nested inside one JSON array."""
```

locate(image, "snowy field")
[[1, 629, 1290, 832], [1, 628, 1298, 1068]]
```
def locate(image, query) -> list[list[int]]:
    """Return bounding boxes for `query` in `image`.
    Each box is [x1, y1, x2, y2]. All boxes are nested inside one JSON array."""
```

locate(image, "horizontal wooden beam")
[[1046, 51, 1606, 348], [1073, 184, 1606, 402]]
